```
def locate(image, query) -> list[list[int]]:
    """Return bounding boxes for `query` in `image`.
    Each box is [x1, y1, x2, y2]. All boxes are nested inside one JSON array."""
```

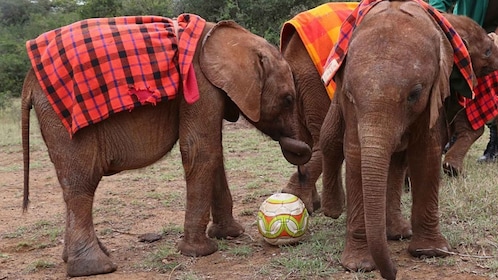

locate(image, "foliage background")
[[0, 0, 361, 108]]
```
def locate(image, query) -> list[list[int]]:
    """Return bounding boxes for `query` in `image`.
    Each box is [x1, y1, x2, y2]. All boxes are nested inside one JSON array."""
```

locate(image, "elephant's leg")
[[282, 155, 323, 214], [386, 152, 412, 240], [62, 184, 117, 277], [62, 235, 110, 262], [407, 136, 450, 258], [50, 150, 116, 277], [320, 102, 345, 218], [207, 162, 244, 239], [282, 44, 331, 213], [341, 143, 375, 272], [36, 110, 116, 276], [443, 110, 484, 177], [177, 146, 219, 256], [176, 101, 225, 256]]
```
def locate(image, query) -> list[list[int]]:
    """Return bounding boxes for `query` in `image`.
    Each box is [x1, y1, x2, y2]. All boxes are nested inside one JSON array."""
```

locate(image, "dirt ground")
[[0, 121, 495, 280]]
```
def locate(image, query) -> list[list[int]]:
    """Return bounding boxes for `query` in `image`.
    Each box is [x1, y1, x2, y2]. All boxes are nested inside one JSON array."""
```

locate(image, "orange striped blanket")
[[280, 2, 358, 99]]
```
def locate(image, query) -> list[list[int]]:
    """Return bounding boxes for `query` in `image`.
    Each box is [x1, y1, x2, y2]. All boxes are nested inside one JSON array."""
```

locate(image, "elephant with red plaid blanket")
[[21, 15, 311, 277]]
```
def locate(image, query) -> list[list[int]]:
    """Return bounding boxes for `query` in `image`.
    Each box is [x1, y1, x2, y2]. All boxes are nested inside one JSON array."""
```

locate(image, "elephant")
[[21, 15, 311, 277], [280, 2, 498, 215], [280, 2, 356, 216], [318, 1, 480, 279], [441, 16, 498, 177]]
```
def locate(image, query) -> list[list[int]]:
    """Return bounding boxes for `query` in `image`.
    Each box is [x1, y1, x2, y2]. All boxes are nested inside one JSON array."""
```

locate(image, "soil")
[[0, 120, 494, 280]]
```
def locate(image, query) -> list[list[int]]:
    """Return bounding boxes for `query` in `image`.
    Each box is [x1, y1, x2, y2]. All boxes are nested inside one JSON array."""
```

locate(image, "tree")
[[79, 0, 121, 19], [51, 0, 81, 13], [174, 0, 342, 45], [120, 0, 173, 17], [0, 0, 32, 26], [0, 0, 81, 103], [173, 0, 225, 22]]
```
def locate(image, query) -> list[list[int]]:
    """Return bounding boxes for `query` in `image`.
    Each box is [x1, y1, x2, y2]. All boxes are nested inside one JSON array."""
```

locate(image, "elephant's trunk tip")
[[279, 137, 311, 165], [381, 267, 397, 280]]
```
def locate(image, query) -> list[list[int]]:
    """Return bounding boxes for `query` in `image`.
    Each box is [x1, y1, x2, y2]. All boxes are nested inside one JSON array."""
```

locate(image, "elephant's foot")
[[207, 219, 244, 239], [62, 237, 110, 262], [321, 197, 344, 219], [386, 216, 412, 240], [442, 161, 461, 177], [341, 241, 376, 273], [177, 236, 218, 257], [321, 179, 345, 219], [407, 234, 451, 258], [66, 244, 117, 277]]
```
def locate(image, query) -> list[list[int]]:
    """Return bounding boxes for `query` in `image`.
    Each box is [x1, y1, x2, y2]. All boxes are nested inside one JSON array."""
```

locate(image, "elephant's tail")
[[21, 70, 34, 212]]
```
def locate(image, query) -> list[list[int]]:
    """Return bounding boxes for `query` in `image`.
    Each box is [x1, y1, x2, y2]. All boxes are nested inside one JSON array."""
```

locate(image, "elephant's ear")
[[429, 25, 454, 129], [199, 21, 262, 122]]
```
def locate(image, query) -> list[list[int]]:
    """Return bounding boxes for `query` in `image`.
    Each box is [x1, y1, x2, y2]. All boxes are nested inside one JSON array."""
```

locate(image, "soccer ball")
[[256, 193, 309, 245]]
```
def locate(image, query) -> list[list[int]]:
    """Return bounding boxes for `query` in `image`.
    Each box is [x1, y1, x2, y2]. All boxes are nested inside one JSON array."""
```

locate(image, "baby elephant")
[[442, 15, 498, 176], [319, 1, 486, 279], [281, 1, 498, 214], [22, 14, 310, 277]]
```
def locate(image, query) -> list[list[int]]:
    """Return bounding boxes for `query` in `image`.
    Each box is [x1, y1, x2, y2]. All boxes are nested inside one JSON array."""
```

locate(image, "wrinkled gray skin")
[[22, 20, 311, 277], [319, 2, 456, 279]]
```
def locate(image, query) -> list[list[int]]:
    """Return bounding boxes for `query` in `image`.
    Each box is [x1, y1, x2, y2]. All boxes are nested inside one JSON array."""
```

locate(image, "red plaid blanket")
[[466, 71, 498, 129], [321, 0, 475, 100], [26, 14, 206, 137]]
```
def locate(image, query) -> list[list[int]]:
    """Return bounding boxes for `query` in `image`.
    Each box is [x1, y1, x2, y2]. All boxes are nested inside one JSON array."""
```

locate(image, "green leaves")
[[175, 0, 335, 45]]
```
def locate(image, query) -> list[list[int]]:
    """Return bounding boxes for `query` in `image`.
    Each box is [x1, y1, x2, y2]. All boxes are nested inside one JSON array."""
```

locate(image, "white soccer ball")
[[256, 193, 309, 245]]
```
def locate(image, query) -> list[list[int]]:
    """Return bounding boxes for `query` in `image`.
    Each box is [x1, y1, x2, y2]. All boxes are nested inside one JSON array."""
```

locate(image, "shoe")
[[477, 124, 498, 163], [477, 152, 497, 163]]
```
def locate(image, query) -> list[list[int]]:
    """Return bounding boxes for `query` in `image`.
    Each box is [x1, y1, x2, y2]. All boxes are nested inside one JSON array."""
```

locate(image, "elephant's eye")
[[284, 94, 294, 108], [485, 47, 492, 58], [344, 90, 355, 104], [407, 84, 422, 103]]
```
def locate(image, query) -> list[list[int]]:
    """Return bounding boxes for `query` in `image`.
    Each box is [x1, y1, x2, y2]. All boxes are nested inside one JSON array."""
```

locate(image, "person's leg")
[[478, 119, 498, 163]]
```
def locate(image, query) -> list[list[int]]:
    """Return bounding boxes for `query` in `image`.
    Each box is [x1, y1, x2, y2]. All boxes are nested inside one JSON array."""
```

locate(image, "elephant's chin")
[[279, 137, 312, 165]]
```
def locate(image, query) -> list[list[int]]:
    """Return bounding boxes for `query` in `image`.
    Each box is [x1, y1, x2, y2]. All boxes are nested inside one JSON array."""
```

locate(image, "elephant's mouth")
[[278, 137, 312, 165]]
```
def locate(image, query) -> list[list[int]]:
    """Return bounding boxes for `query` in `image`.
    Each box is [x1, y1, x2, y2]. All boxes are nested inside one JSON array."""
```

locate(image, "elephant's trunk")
[[361, 140, 397, 280], [279, 137, 312, 165]]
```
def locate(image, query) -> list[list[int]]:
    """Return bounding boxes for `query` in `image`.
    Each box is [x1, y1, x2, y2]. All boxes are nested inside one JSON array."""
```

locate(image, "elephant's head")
[[199, 21, 311, 165], [334, 2, 454, 279], [444, 13, 498, 77]]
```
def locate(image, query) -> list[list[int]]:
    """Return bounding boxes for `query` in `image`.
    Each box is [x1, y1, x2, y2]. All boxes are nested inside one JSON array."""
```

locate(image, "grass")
[[160, 223, 184, 236], [2, 98, 498, 279], [0, 98, 45, 153], [24, 259, 56, 273], [140, 243, 183, 273], [4, 220, 63, 252]]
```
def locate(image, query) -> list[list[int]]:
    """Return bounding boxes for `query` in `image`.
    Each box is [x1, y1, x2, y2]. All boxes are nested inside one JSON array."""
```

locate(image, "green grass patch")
[[24, 259, 56, 273], [160, 223, 183, 236], [0, 98, 45, 152], [140, 244, 183, 273], [227, 245, 253, 257]]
